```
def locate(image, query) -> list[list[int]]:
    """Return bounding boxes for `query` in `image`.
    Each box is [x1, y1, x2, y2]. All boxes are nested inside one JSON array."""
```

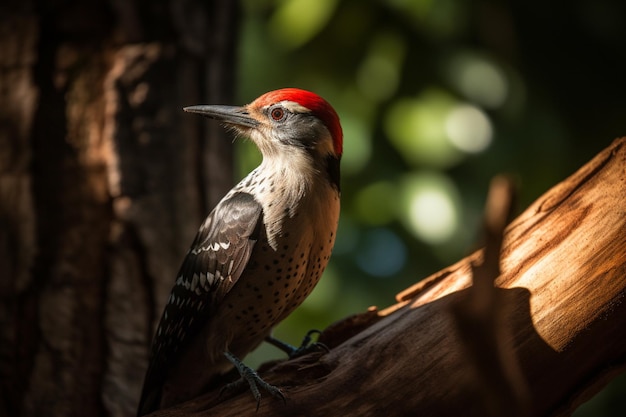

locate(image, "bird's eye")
[[270, 107, 285, 121]]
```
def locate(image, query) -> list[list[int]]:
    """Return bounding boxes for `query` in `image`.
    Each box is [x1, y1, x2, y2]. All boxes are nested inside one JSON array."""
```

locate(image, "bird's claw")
[[222, 351, 285, 410], [290, 329, 330, 358], [265, 329, 329, 359]]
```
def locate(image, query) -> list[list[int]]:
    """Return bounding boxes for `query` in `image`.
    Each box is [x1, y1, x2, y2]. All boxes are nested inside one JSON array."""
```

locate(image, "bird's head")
[[184, 88, 343, 162]]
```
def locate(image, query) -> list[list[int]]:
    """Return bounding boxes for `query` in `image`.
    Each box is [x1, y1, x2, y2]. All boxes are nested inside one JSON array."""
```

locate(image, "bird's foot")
[[265, 329, 330, 359], [222, 351, 285, 410]]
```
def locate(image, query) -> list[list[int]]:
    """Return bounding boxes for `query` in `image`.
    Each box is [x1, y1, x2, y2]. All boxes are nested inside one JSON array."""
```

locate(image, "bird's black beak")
[[183, 105, 259, 128]]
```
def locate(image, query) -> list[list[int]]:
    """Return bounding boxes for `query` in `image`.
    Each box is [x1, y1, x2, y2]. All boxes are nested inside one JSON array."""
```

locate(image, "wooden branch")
[[151, 138, 626, 417]]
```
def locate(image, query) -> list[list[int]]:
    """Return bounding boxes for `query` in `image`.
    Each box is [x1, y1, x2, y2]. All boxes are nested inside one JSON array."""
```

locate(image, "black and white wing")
[[137, 192, 263, 416]]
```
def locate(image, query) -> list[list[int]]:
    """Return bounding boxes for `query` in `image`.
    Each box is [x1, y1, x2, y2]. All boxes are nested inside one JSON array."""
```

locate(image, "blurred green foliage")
[[234, 0, 626, 413]]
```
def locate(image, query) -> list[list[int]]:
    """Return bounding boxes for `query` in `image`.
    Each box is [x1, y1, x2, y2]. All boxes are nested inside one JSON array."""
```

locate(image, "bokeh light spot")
[[355, 228, 407, 277], [356, 32, 406, 101], [384, 89, 462, 168], [445, 104, 493, 153], [269, 0, 339, 49], [401, 173, 460, 244], [446, 52, 508, 109]]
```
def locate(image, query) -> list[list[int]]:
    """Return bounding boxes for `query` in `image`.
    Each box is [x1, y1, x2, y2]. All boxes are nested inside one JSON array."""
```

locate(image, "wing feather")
[[137, 192, 263, 416]]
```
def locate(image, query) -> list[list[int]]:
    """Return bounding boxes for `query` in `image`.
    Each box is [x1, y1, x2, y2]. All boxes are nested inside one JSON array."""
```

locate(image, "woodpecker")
[[137, 88, 342, 415]]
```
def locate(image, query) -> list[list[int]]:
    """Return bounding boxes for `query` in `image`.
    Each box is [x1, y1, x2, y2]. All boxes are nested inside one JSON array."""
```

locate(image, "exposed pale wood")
[[151, 138, 626, 417]]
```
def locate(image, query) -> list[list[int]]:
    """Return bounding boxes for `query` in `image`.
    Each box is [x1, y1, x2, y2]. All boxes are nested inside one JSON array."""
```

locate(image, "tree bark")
[[0, 1, 238, 416], [151, 137, 626, 417]]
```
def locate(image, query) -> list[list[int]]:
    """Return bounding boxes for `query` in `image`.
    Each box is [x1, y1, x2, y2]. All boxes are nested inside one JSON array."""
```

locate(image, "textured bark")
[[150, 138, 626, 417], [0, 8, 39, 417], [0, 1, 238, 416]]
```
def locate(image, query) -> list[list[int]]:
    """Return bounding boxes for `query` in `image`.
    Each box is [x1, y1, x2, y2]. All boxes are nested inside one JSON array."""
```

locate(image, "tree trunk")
[[151, 137, 626, 417], [0, 1, 238, 416]]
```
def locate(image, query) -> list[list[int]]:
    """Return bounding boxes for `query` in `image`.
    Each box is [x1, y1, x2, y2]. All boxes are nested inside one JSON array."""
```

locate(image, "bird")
[[137, 88, 342, 416]]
